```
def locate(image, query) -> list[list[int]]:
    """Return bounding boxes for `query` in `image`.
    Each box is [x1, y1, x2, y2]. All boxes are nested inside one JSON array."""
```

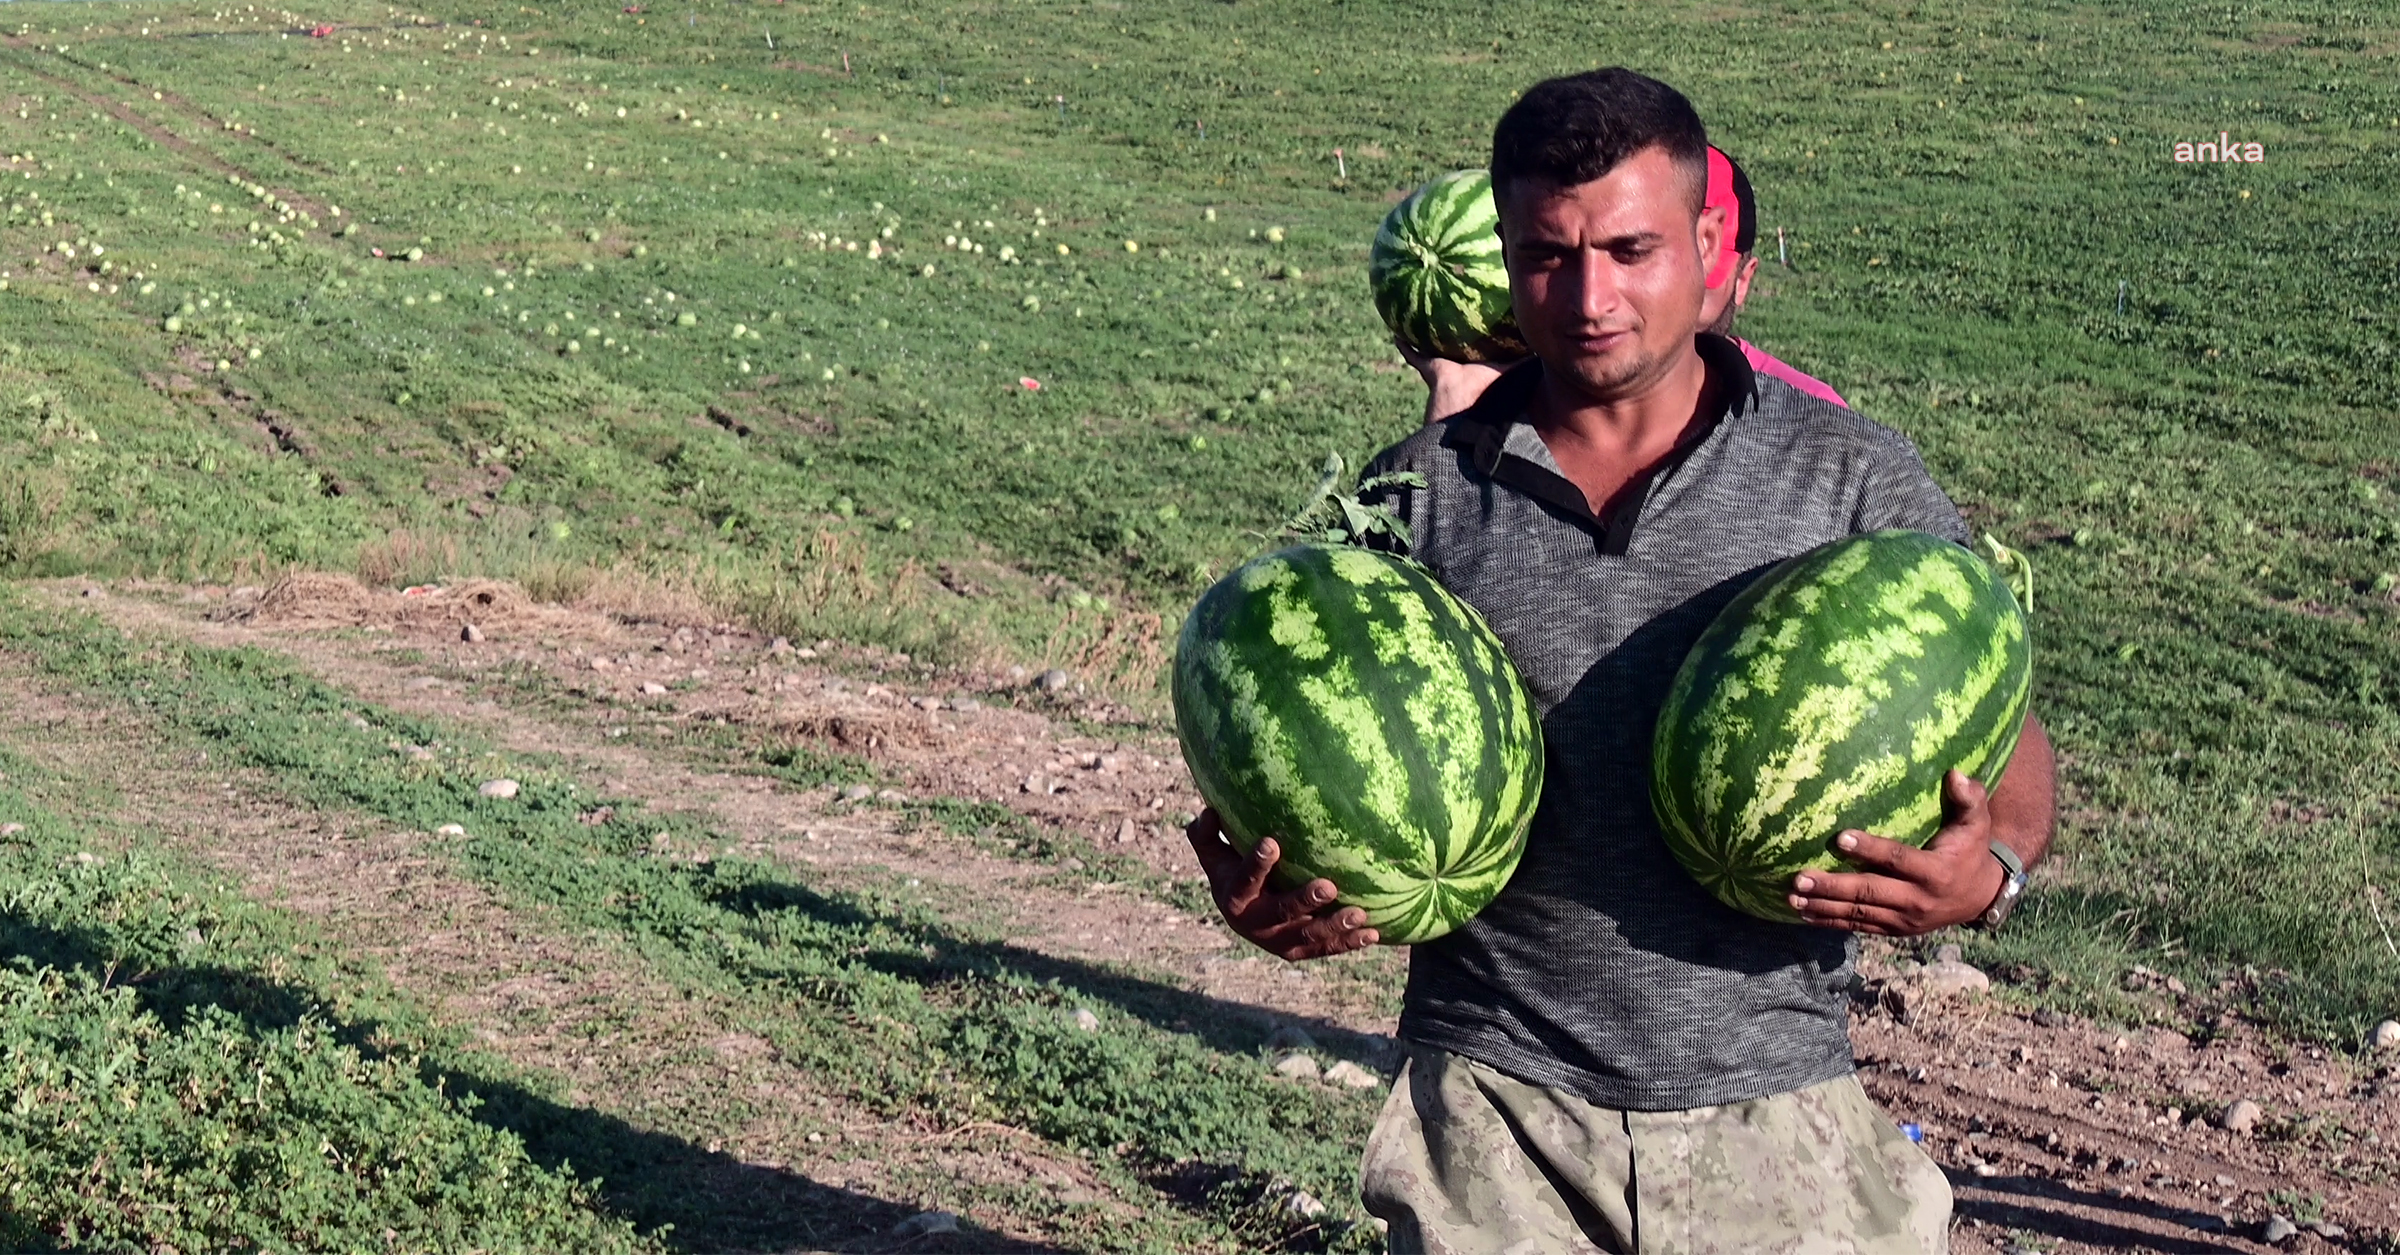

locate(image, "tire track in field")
[[0, 38, 342, 220], [0, 641, 1099, 1254]]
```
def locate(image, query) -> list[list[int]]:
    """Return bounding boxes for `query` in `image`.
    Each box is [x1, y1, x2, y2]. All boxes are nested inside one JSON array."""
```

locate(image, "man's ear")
[[1731, 254, 1761, 310], [1696, 202, 1728, 284]]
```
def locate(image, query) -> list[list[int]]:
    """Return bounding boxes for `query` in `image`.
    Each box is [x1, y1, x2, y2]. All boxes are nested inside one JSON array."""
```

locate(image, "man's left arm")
[[1787, 711, 2056, 935]]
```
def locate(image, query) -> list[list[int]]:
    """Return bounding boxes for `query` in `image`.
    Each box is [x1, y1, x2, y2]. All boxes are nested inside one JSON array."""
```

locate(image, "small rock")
[[1323, 1060, 1382, 1089], [839, 784, 875, 803], [478, 779, 521, 799], [2372, 1019, 2400, 1051], [1917, 960, 1991, 998], [640, 681, 668, 695], [1114, 817, 1139, 844], [0, 823, 22, 838], [2313, 1221, 2345, 1239], [1059, 858, 1084, 872], [794, 646, 817, 659], [2262, 1214, 2297, 1244], [1265, 1024, 1319, 1053], [1274, 1053, 1320, 1081], [436, 823, 467, 836], [1972, 1163, 1999, 1178], [768, 636, 792, 655], [891, 1210, 959, 1238], [875, 788, 906, 803], [1281, 1191, 1326, 1221], [2033, 1007, 2063, 1028], [590, 656, 614, 671], [461, 623, 485, 643], [1073, 1007, 1100, 1033], [1006, 665, 1029, 682], [2165, 975, 2188, 996], [1033, 668, 1071, 693], [2218, 1099, 2263, 1134], [1934, 942, 1963, 965], [949, 696, 981, 713]]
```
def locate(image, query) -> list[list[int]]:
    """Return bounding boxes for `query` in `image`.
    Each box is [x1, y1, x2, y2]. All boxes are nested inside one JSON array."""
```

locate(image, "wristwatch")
[[1971, 840, 2028, 931]]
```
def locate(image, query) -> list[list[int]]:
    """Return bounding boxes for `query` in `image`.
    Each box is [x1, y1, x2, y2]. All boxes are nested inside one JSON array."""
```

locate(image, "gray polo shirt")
[[1359, 333, 1970, 1112]]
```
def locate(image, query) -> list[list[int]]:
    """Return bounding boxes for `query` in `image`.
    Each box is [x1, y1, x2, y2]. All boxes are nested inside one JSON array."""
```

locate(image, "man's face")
[[1497, 145, 1721, 404]]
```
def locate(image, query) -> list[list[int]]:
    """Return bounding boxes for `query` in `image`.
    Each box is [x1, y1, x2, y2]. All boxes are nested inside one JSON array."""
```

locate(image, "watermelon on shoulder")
[[1369, 169, 1528, 365], [1650, 530, 2032, 923], [1172, 544, 1543, 945]]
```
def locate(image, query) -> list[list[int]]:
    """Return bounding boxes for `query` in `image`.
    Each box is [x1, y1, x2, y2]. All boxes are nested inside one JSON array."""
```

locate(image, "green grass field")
[[2, 0, 2398, 1247]]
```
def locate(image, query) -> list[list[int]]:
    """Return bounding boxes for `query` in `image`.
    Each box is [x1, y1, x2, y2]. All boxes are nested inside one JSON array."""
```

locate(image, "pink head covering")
[[1704, 146, 1741, 290]]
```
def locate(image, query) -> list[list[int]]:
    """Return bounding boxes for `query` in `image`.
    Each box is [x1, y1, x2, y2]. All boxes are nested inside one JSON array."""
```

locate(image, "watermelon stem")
[[1981, 532, 2035, 616], [1265, 452, 1426, 550]]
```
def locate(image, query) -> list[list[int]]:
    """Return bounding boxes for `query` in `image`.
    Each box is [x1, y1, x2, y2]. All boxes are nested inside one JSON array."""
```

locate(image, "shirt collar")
[[1434, 333, 1759, 554]]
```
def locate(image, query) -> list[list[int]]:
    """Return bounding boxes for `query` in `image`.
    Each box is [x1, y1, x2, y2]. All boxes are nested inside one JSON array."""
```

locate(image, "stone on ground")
[[2218, 1099, 2263, 1133], [1323, 1060, 1382, 1089], [478, 778, 520, 799], [2262, 1214, 2297, 1243], [892, 1210, 959, 1237], [1274, 1053, 1320, 1082], [2371, 1019, 2400, 1051]]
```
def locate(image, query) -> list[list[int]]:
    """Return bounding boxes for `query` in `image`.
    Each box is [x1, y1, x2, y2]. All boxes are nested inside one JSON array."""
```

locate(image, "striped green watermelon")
[[1369, 169, 1528, 364], [1651, 530, 2031, 923], [1173, 544, 1543, 944]]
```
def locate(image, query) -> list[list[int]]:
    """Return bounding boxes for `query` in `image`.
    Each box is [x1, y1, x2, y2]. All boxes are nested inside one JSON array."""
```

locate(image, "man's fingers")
[[1261, 879, 1341, 928], [1790, 868, 1914, 913], [1288, 909, 1379, 958], [1795, 904, 1908, 935], [1818, 829, 1928, 880], [1944, 768, 1991, 820]]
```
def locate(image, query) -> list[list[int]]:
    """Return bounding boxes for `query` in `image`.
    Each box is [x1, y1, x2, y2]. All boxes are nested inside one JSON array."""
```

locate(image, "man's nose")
[[1573, 248, 1620, 323]]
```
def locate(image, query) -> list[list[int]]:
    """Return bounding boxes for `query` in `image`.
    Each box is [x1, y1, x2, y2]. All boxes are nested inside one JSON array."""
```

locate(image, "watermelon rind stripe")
[[1173, 545, 1543, 944], [1650, 531, 2032, 923], [1369, 169, 1529, 364]]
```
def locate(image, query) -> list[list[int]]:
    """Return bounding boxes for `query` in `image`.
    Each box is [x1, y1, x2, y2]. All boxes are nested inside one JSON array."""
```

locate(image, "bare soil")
[[21, 575, 2400, 1254]]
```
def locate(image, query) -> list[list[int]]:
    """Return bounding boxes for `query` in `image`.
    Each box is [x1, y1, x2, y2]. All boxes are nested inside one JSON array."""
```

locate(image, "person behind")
[[1699, 145, 1849, 408], [1187, 67, 2055, 1253], [1404, 144, 1846, 419]]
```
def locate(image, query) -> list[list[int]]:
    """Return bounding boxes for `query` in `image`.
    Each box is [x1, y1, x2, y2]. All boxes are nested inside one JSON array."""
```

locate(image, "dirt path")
[[20, 576, 2400, 1254], [0, 629, 1119, 1252]]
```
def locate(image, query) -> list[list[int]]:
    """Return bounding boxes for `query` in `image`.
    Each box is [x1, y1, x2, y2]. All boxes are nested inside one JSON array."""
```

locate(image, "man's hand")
[[1786, 770, 2009, 936], [1186, 808, 1378, 959], [1396, 338, 1511, 425]]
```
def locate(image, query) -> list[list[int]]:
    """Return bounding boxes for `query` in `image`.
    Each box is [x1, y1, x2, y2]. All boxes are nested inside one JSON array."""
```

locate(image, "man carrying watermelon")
[[1186, 67, 2055, 1253]]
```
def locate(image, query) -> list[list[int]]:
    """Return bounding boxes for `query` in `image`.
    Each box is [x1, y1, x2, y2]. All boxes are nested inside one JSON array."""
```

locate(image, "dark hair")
[[1724, 149, 1758, 255], [1489, 69, 1708, 215]]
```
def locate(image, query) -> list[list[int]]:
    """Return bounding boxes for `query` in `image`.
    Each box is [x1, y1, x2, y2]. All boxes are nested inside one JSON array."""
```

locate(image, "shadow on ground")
[[0, 912, 1068, 1255], [1951, 1169, 2253, 1255], [709, 874, 1400, 1071]]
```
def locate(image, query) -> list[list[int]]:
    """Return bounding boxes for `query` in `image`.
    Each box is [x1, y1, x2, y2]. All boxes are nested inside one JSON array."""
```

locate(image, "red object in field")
[[1019, 377, 1041, 391], [622, 5, 642, 11], [308, 23, 335, 37], [370, 247, 385, 258]]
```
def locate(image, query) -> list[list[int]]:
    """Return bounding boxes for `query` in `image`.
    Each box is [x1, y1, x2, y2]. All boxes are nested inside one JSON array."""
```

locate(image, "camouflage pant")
[[1361, 1045, 1950, 1255]]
